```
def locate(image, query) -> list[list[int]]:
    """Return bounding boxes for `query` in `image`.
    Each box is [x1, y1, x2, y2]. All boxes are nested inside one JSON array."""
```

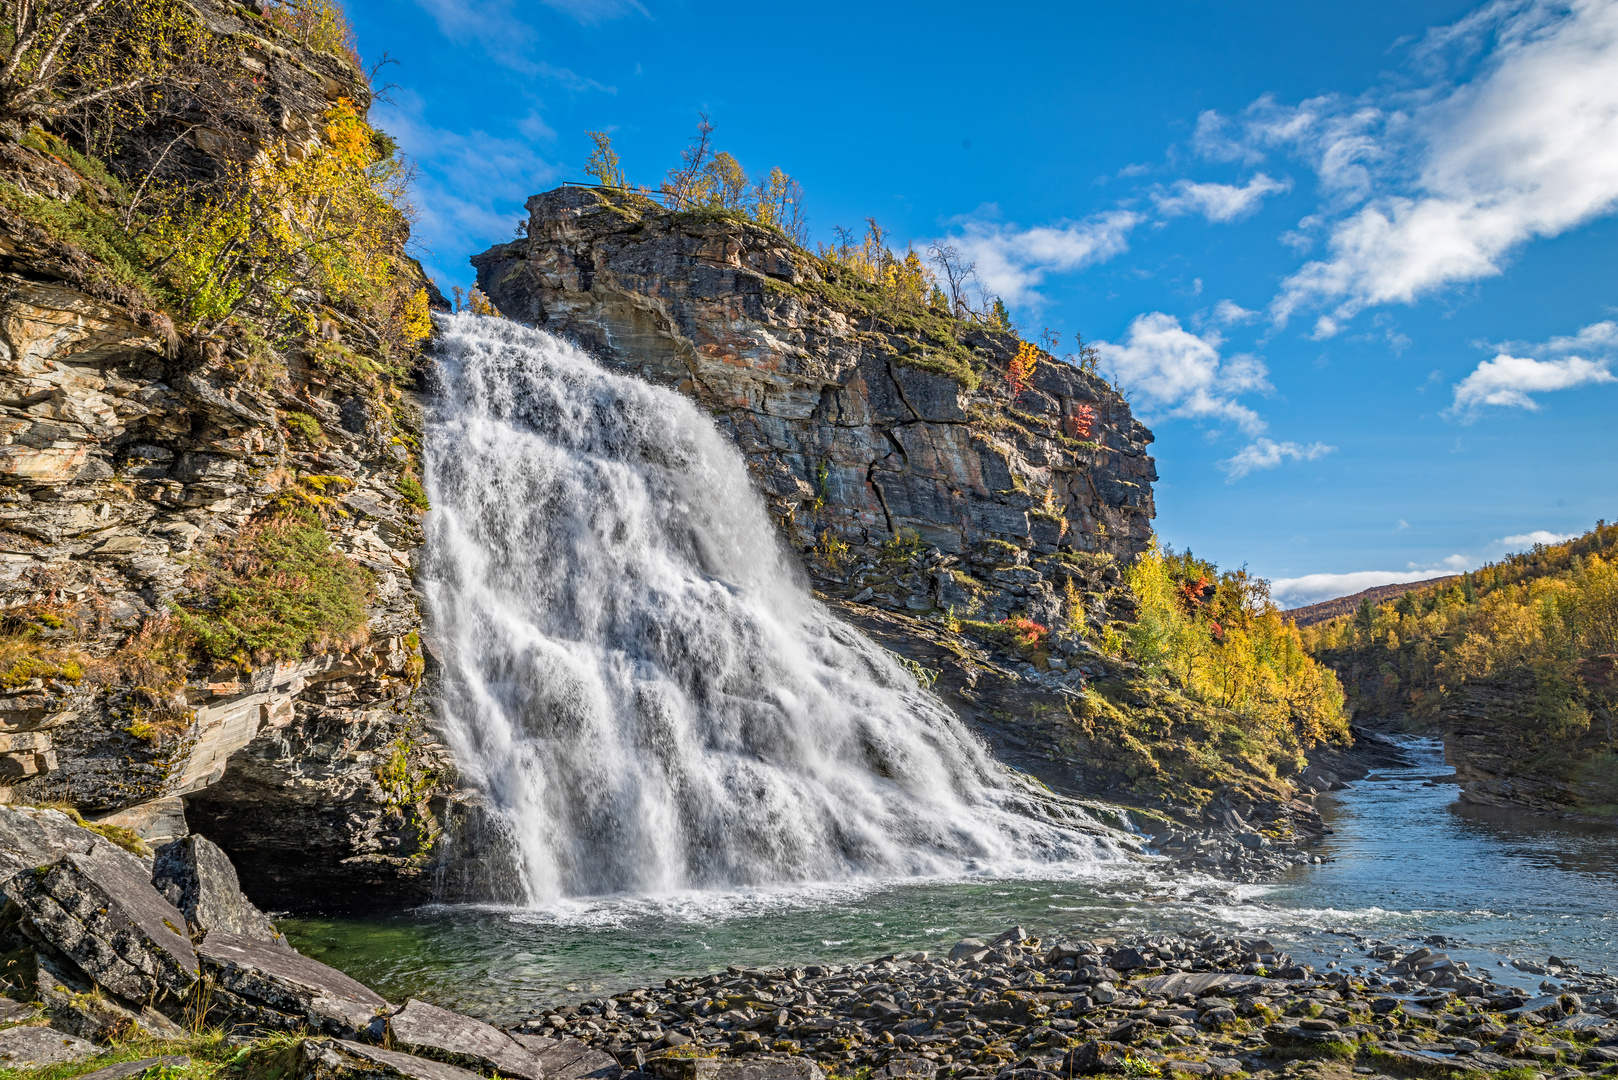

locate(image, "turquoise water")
[[283, 738, 1618, 1024]]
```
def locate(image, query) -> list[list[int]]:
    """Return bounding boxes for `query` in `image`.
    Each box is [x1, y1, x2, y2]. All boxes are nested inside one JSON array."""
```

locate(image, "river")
[[283, 735, 1618, 1024]]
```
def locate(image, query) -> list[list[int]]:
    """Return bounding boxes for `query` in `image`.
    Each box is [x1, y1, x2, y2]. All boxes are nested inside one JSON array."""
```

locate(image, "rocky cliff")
[[474, 187, 1157, 631], [0, 0, 481, 909], [471, 188, 1339, 852]]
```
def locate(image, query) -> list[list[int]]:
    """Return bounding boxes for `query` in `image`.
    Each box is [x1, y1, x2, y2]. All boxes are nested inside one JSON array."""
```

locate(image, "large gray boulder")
[[199, 928, 389, 1037], [0, 806, 101, 873], [1, 843, 198, 1003], [34, 949, 186, 1042], [389, 998, 544, 1079], [152, 834, 285, 944]]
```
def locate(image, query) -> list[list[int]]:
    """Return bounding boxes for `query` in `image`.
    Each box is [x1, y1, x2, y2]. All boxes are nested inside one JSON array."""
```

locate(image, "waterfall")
[[421, 315, 1124, 905]]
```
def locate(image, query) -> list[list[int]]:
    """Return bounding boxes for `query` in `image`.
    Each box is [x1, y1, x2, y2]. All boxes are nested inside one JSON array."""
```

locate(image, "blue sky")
[[350, 0, 1618, 606]]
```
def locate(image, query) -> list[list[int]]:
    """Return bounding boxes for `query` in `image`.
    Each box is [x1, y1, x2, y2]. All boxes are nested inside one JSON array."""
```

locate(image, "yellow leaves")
[[1009, 341, 1040, 398], [400, 287, 432, 343], [584, 131, 626, 188]]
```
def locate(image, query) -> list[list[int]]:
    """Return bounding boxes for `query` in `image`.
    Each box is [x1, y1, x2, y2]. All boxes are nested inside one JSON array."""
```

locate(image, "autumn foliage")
[[1008, 341, 1039, 398]]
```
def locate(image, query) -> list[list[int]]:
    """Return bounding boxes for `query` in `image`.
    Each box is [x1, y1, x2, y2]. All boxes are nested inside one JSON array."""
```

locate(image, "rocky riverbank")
[[1, 801, 1614, 1080]]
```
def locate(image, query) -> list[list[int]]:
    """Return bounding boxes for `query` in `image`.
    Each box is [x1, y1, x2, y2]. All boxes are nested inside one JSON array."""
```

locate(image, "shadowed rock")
[[286, 1039, 489, 1080], [152, 834, 284, 943], [646, 1060, 822, 1080], [509, 1036, 620, 1080]]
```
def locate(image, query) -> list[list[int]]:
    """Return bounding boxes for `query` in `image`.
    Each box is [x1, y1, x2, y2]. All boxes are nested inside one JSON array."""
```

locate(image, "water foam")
[[421, 315, 1124, 905]]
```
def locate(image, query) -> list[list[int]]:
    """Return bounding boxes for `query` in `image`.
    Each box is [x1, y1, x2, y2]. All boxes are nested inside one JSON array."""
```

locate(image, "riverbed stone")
[[647, 1058, 823, 1080], [509, 1035, 620, 1080], [389, 998, 545, 1079]]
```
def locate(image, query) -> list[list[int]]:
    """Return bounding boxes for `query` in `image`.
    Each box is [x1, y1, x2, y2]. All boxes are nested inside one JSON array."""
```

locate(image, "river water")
[[283, 736, 1618, 1023]]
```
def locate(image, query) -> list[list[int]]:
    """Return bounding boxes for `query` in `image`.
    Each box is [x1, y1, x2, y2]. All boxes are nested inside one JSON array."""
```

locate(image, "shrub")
[[396, 472, 429, 511]]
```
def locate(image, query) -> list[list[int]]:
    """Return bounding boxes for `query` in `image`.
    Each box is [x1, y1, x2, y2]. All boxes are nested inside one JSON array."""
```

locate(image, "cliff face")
[[0, 1, 483, 909], [474, 187, 1156, 629]]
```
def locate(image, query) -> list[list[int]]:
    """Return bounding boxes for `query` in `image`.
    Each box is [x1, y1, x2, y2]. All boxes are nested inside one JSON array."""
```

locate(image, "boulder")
[[388, 998, 544, 1079], [88, 798, 188, 846], [646, 1059, 822, 1080], [2, 843, 198, 1003], [152, 834, 284, 943], [281, 1038, 488, 1080], [509, 1035, 621, 1080], [0, 1024, 99, 1068], [199, 928, 389, 1037], [1061, 1040, 1128, 1075]]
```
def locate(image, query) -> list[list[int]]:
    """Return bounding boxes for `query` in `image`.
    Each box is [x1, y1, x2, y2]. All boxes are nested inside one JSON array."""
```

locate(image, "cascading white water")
[[421, 315, 1124, 904]]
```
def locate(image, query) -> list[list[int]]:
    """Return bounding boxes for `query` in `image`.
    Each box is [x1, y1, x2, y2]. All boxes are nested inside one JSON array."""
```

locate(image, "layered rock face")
[[0, 1, 475, 908], [474, 187, 1156, 628]]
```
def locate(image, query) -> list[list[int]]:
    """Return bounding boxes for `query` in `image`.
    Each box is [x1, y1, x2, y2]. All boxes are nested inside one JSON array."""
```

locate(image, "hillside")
[[1287, 575, 1461, 626], [1301, 521, 1618, 818]]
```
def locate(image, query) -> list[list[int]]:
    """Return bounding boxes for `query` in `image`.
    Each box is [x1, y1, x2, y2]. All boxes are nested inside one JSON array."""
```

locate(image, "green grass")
[[0, 183, 157, 303]]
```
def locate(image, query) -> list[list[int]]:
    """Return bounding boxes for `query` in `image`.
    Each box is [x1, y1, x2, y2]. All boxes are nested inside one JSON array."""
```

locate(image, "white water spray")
[[422, 315, 1123, 904]]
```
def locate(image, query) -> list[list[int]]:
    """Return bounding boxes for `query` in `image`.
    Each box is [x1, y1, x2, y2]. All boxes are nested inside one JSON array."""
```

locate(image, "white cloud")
[[1498, 530, 1577, 548], [412, 0, 621, 80], [1152, 173, 1291, 222], [1270, 567, 1460, 609], [540, 0, 650, 24], [949, 211, 1143, 306], [1094, 313, 1272, 433], [1211, 299, 1259, 326], [1219, 438, 1336, 482], [1198, 1, 1618, 334], [1446, 318, 1618, 418]]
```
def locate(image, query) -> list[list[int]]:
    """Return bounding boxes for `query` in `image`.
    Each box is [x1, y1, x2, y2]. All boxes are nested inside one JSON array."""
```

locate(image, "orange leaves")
[[1009, 341, 1039, 399], [1070, 403, 1097, 439], [1000, 616, 1049, 650]]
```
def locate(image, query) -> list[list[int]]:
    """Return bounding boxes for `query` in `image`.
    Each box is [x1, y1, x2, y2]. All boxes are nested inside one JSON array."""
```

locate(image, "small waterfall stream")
[[420, 315, 1123, 904]]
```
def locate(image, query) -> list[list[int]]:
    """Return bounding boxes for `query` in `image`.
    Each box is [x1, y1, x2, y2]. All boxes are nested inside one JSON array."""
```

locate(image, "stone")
[[76, 1056, 193, 1080], [88, 798, 188, 846], [35, 948, 186, 1042], [152, 834, 283, 943], [647, 1059, 822, 1080], [198, 928, 390, 1036], [508, 1036, 620, 1080], [1110, 948, 1151, 970], [949, 938, 990, 962], [0, 1025, 99, 1068], [1134, 974, 1277, 998], [389, 998, 544, 1080], [1, 843, 199, 1003], [0, 805, 100, 874], [1062, 1040, 1129, 1075], [287, 1039, 489, 1080]]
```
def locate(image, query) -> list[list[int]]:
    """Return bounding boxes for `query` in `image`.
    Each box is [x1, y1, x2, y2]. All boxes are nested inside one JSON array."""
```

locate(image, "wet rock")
[[0, 1025, 99, 1067], [151, 834, 283, 943], [1, 843, 198, 1003], [198, 928, 390, 1036], [389, 998, 545, 1079]]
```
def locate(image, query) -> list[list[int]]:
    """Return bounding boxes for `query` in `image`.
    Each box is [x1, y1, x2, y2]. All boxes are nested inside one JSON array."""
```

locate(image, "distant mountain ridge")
[[1286, 576, 1462, 627]]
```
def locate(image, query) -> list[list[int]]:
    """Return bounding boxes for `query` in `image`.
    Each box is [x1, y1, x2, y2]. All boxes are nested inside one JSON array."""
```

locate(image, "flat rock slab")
[[1133, 973, 1277, 998], [200, 928, 389, 1036], [2, 845, 198, 1002], [390, 998, 544, 1080], [516, 1036, 621, 1080], [0, 1024, 100, 1068], [0, 806, 98, 874], [648, 1059, 823, 1080], [77, 1056, 194, 1080], [292, 1039, 487, 1080], [0, 996, 37, 1022]]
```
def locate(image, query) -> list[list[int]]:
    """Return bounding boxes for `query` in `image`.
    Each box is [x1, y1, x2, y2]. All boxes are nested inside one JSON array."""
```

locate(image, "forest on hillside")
[[1302, 521, 1618, 750]]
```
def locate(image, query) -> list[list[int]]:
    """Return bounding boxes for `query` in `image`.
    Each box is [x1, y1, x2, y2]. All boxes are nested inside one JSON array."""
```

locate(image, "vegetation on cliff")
[[0, 0, 432, 689]]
